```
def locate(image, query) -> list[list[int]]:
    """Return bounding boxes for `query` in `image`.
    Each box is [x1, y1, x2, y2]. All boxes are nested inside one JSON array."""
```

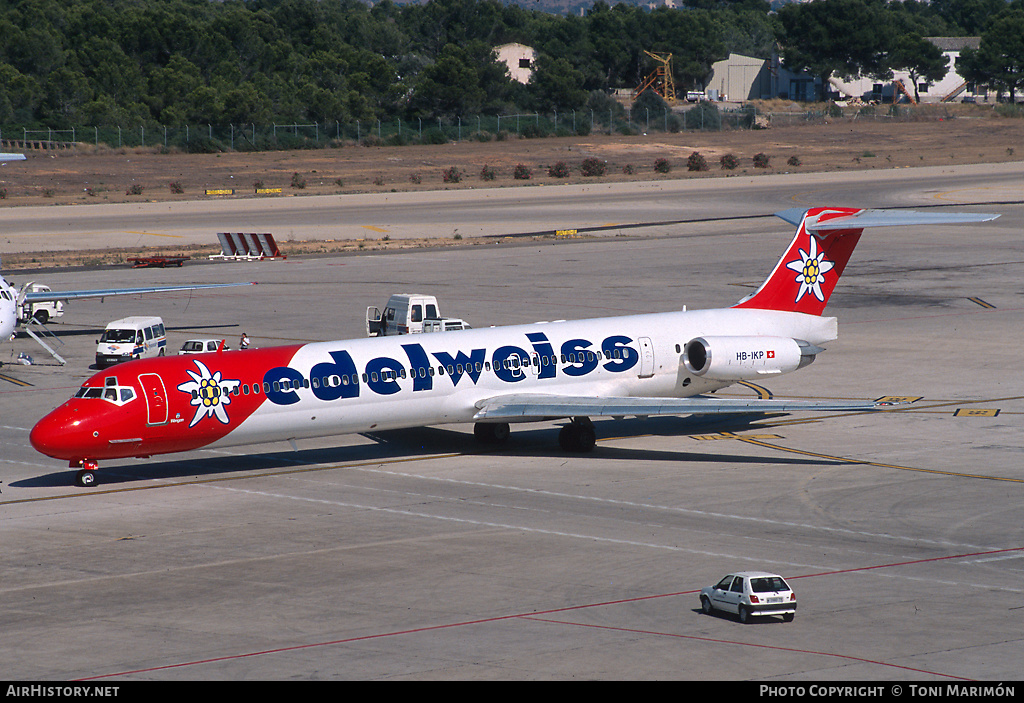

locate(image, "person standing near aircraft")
[[240, 332, 250, 349]]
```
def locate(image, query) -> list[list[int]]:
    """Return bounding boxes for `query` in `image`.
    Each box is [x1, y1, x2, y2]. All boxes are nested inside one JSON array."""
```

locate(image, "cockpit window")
[[74, 382, 137, 406]]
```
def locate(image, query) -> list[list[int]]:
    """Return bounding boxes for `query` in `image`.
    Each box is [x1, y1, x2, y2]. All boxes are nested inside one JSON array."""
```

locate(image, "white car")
[[700, 571, 796, 623], [178, 339, 228, 355]]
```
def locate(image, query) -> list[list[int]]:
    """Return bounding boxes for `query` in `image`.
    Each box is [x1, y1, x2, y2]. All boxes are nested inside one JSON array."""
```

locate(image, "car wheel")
[[701, 596, 713, 615], [738, 605, 751, 624], [783, 613, 794, 623]]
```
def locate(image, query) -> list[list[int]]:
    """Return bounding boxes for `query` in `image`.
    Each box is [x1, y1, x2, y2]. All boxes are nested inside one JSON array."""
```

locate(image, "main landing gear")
[[72, 458, 98, 487], [472, 417, 597, 453], [558, 417, 596, 453]]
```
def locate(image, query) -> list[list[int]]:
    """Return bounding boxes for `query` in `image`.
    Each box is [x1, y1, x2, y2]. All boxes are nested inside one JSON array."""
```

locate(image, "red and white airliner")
[[30, 207, 998, 487]]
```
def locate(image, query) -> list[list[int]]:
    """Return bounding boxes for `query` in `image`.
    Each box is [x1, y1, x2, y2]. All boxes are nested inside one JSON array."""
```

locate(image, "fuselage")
[[0, 276, 17, 339], [30, 306, 836, 464]]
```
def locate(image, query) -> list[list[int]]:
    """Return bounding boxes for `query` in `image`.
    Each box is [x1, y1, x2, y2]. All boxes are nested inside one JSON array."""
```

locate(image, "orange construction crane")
[[633, 51, 676, 102]]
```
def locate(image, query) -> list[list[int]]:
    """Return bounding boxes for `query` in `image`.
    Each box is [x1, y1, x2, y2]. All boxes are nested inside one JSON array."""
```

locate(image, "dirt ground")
[[2, 105, 1023, 269]]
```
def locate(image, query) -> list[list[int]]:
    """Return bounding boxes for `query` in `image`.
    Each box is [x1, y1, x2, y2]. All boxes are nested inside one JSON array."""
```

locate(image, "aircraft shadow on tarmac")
[[17, 413, 856, 488]]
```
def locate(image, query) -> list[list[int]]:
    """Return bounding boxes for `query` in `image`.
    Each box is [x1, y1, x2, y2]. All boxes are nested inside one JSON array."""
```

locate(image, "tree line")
[[0, 0, 1021, 132]]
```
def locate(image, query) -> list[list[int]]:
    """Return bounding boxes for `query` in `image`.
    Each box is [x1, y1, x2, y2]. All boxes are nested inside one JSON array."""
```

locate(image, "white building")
[[494, 43, 536, 85], [706, 52, 816, 102], [828, 37, 982, 103]]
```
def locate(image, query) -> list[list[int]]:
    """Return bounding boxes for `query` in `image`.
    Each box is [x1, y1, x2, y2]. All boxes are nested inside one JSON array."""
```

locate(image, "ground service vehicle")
[[700, 572, 797, 623], [366, 294, 441, 336], [179, 339, 229, 355], [422, 318, 471, 333], [95, 316, 166, 368], [19, 284, 63, 324]]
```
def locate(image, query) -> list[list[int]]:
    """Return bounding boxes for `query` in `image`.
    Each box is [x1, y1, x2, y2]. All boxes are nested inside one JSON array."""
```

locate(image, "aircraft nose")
[[30, 405, 96, 460]]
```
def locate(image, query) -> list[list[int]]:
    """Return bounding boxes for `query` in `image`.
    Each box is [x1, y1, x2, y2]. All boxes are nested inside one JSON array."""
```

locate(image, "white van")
[[95, 316, 166, 368], [366, 294, 440, 336]]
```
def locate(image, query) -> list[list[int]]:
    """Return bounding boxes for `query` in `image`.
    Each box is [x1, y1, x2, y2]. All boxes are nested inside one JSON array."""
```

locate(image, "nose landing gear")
[[72, 458, 99, 487]]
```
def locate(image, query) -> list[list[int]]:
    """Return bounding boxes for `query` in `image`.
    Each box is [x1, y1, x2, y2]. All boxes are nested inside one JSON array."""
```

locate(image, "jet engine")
[[682, 336, 823, 381]]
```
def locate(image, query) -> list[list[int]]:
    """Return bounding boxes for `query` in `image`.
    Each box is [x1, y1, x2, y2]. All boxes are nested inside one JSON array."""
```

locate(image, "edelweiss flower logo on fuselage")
[[176, 360, 241, 428], [785, 234, 835, 303]]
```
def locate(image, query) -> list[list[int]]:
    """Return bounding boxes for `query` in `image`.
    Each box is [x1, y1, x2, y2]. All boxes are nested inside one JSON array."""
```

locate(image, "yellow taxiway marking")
[[0, 372, 32, 387], [954, 408, 1000, 417], [0, 453, 462, 506], [876, 395, 922, 404], [125, 231, 186, 238], [731, 433, 1023, 483], [737, 381, 773, 399], [362, 226, 390, 233]]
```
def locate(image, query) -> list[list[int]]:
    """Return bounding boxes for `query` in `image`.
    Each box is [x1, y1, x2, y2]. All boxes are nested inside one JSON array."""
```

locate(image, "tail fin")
[[734, 207, 1000, 316]]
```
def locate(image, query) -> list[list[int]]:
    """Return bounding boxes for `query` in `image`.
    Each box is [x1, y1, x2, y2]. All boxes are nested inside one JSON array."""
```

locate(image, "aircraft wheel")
[[75, 469, 97, 487], [474, 422, 510, 444], [559, 421, 596, 453]]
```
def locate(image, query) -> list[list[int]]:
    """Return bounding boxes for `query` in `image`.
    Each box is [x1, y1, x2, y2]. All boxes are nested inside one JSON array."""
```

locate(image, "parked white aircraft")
[[0, 268, 251, 349], [30, 207, 999, 486]]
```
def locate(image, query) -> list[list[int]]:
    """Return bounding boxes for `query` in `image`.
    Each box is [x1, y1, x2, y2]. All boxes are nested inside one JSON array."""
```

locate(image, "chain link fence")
[[0, 105, 764, 153]]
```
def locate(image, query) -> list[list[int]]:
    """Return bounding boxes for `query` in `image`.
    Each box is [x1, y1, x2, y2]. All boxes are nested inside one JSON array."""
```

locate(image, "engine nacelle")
[[682, 336, 821, 381]]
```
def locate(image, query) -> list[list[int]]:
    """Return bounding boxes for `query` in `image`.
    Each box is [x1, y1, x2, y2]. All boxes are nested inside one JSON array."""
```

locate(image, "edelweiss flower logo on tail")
[[177, 360, 241, 428], [785, 235, 835, 303]]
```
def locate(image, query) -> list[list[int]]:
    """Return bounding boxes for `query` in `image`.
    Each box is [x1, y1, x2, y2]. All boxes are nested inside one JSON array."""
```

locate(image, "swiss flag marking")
[[767, 350, 775, 359]]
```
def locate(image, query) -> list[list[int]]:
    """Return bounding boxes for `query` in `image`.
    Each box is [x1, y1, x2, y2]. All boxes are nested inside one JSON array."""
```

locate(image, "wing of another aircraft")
[[473, 393, 879, 422], [21, 281, 254, 304]]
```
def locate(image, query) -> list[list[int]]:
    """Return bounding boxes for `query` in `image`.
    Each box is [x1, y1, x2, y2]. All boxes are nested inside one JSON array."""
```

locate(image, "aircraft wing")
[[473, 393, 879, 422], [22, 282, 253, 304]]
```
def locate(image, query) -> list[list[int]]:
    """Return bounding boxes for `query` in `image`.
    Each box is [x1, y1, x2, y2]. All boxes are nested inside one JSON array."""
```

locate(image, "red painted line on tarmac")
[[521, 617, 971, 681], [76, 546, 1021, 680]]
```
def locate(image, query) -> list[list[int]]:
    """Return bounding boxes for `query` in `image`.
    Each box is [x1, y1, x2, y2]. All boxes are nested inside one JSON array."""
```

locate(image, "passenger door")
[[138, 373, 169, 426], [638, 337, 655, 378]]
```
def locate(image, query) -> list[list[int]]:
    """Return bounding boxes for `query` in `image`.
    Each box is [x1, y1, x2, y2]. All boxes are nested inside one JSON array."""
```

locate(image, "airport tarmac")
[[0, 164, 1022, 680]]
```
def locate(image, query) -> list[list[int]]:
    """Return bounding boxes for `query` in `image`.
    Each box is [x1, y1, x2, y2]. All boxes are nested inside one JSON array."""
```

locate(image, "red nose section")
[[30, 404, 99, 461]]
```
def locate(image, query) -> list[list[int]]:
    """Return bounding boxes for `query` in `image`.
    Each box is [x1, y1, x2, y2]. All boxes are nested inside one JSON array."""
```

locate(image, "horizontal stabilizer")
[[775, 208, 1000, 231], [474, 393, 878, 422]]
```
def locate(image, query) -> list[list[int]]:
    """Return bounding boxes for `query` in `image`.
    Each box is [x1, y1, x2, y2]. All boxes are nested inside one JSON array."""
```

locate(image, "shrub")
[[622, 164, 636, 175], [752, 153, 771, 169], [548, 161, 570, 178], [442, 166, 462, 183], [684, 102, 721, 130], [409, 174, 421, 184], [169, 181, 184, 194], [126, 183, 144, 195], [290, 172, 306, 188], [654, 157, 672, 174], [513, 163, 532, 180], [719, 153, 739, 170], [579, 157, 607, 177], [0, 187, 6, 199], [420, 128, 447, 145], [687, 152, 709, 172], [479, 165, 496, 181], [787, 155, 801, 167]]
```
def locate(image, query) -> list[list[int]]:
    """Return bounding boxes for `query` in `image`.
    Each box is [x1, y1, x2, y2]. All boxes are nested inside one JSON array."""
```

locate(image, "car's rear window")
[[751, 577, 789, 593]]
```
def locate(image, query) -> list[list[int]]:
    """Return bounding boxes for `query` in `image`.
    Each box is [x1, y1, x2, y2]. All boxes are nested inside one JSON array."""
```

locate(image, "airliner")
[[0, 270, 251, 346], [30, 207, 999, 487]]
